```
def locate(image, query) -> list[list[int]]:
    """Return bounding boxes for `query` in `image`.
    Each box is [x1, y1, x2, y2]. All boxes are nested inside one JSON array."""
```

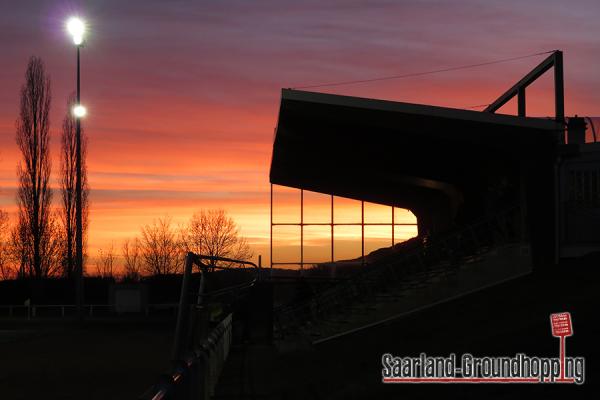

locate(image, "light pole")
[[67, 17, 86, 319]]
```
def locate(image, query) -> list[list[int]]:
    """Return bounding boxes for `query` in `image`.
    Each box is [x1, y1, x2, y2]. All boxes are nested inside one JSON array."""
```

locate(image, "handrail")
[[141, 313, 233, 400], [367, 204, 520, 268], [155, 252, 256, 399], [190, 253, 260, 271], [172, 252, 258, 364], [191, 253, 261, 301]]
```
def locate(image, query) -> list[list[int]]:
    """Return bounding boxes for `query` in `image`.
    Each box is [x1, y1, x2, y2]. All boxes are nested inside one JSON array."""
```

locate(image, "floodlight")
[[72, 104, 87, 118], [67, 17, 85, 45]]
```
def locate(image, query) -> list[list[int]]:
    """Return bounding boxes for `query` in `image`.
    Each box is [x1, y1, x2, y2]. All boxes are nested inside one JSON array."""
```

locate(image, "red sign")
[[550, 312, 573, 337]]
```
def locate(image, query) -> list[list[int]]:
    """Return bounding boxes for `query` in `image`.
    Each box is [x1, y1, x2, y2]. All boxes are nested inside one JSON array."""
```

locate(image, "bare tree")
[[180, 209, 252, 270], [40, 213, 63, 277], [11, 211, 62, 279], [122, 237, 142, 280], [10, 218, 28, 278], [0, 209, 14, 280], [60, 93, 89, 278], [140, 217, 182, 275], [15, 56, 54, 278], [96, 242, 115, 278]]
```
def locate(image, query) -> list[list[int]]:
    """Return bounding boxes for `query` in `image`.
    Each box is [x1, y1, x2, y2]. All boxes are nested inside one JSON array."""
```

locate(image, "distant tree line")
[[0, 57, 252, 281], [95, 210, 252, 281]]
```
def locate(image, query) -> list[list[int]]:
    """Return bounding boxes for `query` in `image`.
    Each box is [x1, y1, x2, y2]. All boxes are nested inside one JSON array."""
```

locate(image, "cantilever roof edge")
[[281, 88, 563, 132]]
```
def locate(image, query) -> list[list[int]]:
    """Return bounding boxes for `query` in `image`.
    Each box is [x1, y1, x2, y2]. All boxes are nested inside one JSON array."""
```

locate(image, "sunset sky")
[[1, 1, 599, 270]]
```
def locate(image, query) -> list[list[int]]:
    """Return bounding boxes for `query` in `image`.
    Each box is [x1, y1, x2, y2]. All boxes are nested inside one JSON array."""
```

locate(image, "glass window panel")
[[272, 225, 300, 264], [394, 225, 419, 244], [303, 225, 332, 264], [364, 202, 391, 224], [333, 225, 362, 261], [334, 197, 362, 224], [394, 208, 417, 224], [364, 225, 392, 256], [303, 190, 332, 224], [272, 185, 300, 224]]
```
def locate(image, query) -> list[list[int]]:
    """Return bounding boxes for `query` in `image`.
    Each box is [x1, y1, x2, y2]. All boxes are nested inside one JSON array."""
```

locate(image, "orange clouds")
[[1, 1, 600, 271]]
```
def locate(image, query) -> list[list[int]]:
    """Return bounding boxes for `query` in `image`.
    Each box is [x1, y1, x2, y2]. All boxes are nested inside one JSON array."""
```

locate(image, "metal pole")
[[553, 51, 565, 265], [361, 201, 365, 266], [391, 206, 395, 246], [75, 45, 84, 320], [172, 253, 194, 360], [330, 195, 334, 263], [331, 194, 335, 279], [300, 189, 304, 271], [554, 51, 565, 127], [197, 266, 206, 306], [518, 87, 526, 117], [560, 335, 566, 381], [270, 184, 273, 274]]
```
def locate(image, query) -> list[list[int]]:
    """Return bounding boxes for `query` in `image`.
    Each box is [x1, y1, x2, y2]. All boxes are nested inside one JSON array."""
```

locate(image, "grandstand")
[[268, 50, 600, 342], [163, 51, 599, 399]]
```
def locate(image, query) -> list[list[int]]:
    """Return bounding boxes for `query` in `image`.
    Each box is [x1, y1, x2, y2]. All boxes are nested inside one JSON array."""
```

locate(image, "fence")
[[0, 303, 179, 319], [141, 252, 260, 400], [140, 313, 233, 400]]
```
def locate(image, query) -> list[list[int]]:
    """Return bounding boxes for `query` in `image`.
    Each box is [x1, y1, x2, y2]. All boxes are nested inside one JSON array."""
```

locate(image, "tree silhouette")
[[60, 93, 89, 278], [122, 237, 142, 281], [14, 56, 57, 278], [140, 216, 182, 275], [181, 209, 252, 270], [0, 209, 13, 280], [96, 242, 115, 278]]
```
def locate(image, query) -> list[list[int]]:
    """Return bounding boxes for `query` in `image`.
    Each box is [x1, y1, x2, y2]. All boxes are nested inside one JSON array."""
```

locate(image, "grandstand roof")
[[270, 89, 561, 212]]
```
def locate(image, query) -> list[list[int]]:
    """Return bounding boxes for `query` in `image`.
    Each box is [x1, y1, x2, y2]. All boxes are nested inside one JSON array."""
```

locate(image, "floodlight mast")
[[67, 16, 86, 320]]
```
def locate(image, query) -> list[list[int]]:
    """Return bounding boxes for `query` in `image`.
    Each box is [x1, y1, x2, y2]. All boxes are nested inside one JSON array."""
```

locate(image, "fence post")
[[172, 252, 195, 361], [258, 255, 262, 282]]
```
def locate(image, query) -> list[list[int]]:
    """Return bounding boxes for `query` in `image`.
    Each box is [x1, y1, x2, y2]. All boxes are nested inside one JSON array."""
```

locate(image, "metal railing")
[[141, 313, 233, 400], [172, 253, 260, 360], [273, 206, 523, 336], [0, 303, 179, 319], [142, 252, 259, 400]]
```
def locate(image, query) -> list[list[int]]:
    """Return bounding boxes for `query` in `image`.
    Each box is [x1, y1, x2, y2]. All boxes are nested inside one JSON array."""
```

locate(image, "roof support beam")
[[554, 50, 564, 122], [484, 50, 564, 123], [518, 87, 526, 117]]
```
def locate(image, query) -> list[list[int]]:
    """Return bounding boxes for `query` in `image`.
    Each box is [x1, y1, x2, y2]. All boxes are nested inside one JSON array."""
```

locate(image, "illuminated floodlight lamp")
[[66, 17, 85, 45], [72, 104, 87, 118]]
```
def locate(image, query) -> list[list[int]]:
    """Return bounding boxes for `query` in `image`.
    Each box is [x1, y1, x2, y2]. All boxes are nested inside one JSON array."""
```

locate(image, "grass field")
[[0, 320, 174, 400]]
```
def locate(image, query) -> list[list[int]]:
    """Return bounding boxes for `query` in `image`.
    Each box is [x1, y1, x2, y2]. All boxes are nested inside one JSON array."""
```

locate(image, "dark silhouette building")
[[270, 50, 600, 272]]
